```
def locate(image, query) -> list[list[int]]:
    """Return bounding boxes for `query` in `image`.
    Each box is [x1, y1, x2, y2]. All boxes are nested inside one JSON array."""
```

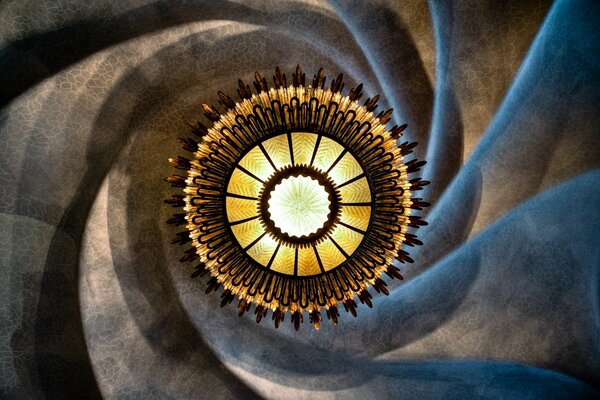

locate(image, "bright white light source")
[[268, 176, 330, 237]]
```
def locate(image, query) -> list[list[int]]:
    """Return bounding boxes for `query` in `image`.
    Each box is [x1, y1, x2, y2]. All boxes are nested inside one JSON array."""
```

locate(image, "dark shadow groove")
[[33, 169, 104, 399], [0, 0, 258, 107], [94, 37, 265, 398], [423, 0, 464, 204], [327, 0, 434, 152]]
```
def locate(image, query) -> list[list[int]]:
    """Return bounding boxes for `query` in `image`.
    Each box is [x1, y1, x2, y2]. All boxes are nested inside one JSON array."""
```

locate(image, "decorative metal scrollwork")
[[166, 66, 430, 330]]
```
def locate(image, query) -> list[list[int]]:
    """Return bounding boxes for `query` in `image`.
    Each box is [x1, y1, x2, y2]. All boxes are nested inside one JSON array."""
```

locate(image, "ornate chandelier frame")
[[166, 66, 430, 330]]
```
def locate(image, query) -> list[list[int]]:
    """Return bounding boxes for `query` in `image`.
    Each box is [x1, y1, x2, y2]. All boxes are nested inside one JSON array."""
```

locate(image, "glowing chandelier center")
[[268, 176, 330, 237]]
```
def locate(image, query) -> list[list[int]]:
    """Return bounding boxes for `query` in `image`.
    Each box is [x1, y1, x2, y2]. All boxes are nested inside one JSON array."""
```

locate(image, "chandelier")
[[166, 66, 430, 330]]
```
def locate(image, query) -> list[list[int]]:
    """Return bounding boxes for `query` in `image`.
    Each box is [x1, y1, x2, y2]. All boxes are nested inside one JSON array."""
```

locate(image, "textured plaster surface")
[[0, 0, 599, 399]]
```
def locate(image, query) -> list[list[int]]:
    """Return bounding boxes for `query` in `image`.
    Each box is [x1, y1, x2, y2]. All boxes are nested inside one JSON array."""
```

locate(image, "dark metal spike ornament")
[[273, 66, 287, 89], [390, 123, 408, 139], [191, 263, 208, 278], [186, 120, 209, 138], [404, 233, 423, 247], [406, 159, 427, 173], [327, 305, 340, 326], [377, 108, 394, 125], [312, 67, 326, 89], [410, 198, 431, 210], [164, 195, 185, 207], [330, 73, 344, 93], [166, 66, 430, 330], [385, 265, 404, 280], [309, 310, 322, 330], [220, 290, 235, 307], [217, 91, 236, 110], [253, 71, 268, 93], [180, 247, 198, 263], [237, 79, 252, 99], [293, 64, 305, 87], [342, 299, 358, 317], [177, 137, 198, 153], [364, 95, 379, 112], [238, 299, 251, 317], [201, 103, 220, 122], [167, 213, 186, 226], [168, 156, 190, 170], [205, 277, 220, 294], [165, 175, 186, 188], [171, 231, 191, 245], [398, 140, 418, 155], [292, 310, 303, 331], [272, 308, 284, 328], [410, 178, 430, 191], [348, 83, 363, 101], [358, 290, 373, 308], [255, 305, 268, 323], [372, 278, 389, 295]]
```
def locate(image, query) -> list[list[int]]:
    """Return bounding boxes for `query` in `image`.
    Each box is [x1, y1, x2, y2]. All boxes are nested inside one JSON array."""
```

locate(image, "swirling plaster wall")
[[1, 0, 599, 399]]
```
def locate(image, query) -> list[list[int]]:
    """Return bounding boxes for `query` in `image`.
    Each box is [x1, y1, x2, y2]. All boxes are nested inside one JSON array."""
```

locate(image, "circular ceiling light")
[[166, 66, 430, 330]]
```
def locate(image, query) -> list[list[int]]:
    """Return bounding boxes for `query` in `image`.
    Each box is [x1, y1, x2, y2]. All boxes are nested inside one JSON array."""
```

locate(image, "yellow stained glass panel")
[[226, 197, 258, 223], [297, 246, 321, 276], [329, 151, 363, 186], [339, 177, 371, 203], [339, 205, 371, 231], [230, 218, 264, 249], [270, 244, 295, 275], [262, 134, 292, 168], [238, 145, 275, 181], [312, 136, 344, 172], [316, 238, 346, 272], [227, 168, 262, 198], [291, 132, 318, 165], [329, 224, 363, 256], [246, 234, 279, 267]]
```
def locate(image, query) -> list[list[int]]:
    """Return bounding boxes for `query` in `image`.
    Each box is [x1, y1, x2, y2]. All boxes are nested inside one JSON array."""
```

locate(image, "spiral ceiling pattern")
[[1, 1, 599, 399]]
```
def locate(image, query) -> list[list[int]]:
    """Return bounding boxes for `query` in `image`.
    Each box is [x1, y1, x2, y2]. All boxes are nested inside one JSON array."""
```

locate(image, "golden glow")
[[227, 168, 262, 197], [338, 176, 371, 203], [225, 197, 257, 223], [329, 224, 363, 256], [223, 132, 372, 276], [312, 136, 344, 172], [246, 234, 279, 266], [339, 205, 371, 231], [238, 145, 275, 181], [268, 176, 330, 237], [270, 244, 296, 275], [315, 238, 346, 271], [298, 246, 321, 276], [329, 152, 363, 186], [262, 134, 292, 166], [290, 132, 318, 165], [229, 218, 264, 249]]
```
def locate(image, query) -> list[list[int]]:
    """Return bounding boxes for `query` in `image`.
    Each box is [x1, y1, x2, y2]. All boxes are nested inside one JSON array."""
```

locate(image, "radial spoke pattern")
[[224, 133, 372, 276]]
